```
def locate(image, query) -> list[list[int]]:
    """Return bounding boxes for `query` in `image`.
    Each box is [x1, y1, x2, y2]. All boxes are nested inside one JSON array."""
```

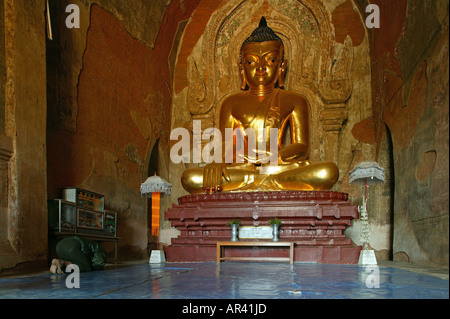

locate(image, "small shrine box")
[[76, 208, 105, 236], [63, 187, 105, 212], [48, 199, 77, 232], [104, 211, 117, 237]]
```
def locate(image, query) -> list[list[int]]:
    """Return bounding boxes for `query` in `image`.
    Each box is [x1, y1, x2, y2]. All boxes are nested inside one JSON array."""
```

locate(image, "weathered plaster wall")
[[46, 0, 199, 261], [1, 0, 447, 274], [369, 0, 449, 266], [330, 0, 393, 259], [0, 0, 5, 132], [0, 0, 48, 273]]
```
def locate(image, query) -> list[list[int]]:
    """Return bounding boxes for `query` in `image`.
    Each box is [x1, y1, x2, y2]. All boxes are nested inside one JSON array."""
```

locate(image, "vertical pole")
[[364, 177, 368, 212], [151, 192, 160, 249]]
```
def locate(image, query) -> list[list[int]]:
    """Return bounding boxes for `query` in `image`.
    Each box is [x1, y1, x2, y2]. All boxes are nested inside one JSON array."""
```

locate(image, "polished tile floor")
[[0, 261, 448, 299]]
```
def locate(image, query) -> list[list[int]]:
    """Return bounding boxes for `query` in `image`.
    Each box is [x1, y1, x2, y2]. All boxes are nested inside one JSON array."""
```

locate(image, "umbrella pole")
[[152, 192, 160, 250]]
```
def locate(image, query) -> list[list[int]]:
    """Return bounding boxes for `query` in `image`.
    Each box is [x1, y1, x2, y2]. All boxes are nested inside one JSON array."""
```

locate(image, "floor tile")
[[0, 262, 448, 299]]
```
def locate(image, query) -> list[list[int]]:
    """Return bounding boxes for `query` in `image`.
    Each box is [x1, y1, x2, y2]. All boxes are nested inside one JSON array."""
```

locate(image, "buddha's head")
[[239, 17, 287, 92]]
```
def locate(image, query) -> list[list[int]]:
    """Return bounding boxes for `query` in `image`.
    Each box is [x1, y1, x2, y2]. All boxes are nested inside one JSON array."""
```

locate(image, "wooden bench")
[[217, 241, 294, 264]]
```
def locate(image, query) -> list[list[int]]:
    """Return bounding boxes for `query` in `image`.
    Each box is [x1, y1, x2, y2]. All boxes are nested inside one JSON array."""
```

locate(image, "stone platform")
[[164, 191, 361, 264]]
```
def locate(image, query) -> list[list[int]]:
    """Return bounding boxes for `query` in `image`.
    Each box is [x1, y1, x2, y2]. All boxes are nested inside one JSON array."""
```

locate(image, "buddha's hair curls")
[[242, 17, 283, 46], [240, 17, 284, 63]]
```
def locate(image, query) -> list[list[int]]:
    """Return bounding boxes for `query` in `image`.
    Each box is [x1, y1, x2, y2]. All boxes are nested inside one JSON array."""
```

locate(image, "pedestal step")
[[164, 244, 361, 264], [164, 191, 361, 264]]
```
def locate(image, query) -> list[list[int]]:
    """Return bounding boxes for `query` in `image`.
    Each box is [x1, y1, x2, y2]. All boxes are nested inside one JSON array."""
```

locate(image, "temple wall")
[[1, 0, 448, 273], [368, 0, 449, 266], [0, 0, 48, 272], [1, 0, 199, 272], [45, 0, 200, 262]]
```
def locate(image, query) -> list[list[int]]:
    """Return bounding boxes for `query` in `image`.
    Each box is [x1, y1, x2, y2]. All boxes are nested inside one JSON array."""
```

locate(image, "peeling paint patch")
[[416, 150, 436, 182]]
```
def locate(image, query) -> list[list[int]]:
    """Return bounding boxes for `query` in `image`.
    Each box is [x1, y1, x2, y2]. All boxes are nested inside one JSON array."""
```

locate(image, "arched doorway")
[[383, 124, 395, 260]]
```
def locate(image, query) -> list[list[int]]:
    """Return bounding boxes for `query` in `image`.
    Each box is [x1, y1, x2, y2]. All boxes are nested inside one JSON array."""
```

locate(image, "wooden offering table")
[[217, 241, 294, 264]]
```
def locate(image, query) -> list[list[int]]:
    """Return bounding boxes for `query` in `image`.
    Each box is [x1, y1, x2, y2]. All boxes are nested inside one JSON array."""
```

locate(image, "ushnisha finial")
[[242, 16, 283, 47]]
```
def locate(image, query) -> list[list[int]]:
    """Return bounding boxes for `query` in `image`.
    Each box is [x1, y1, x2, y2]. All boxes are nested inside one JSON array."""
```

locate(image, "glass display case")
[[104, 211, 117, 237], [63, 187, 105, 212], [76, 208, 105, 236], [49, 188, 118, 238], [48, 199, 77, 232]]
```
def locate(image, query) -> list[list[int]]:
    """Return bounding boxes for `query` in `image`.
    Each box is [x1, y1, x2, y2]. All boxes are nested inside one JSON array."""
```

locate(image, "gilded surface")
[[182, 18, 340, 193]]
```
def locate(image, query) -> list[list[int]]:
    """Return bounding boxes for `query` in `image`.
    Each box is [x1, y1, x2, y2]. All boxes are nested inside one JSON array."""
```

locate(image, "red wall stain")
[[383, 61, 428, 151], [369, 0, 407, 154], [75, 4, 154, 188], [174, 0, 226, 94], [152, 0, 201, 93], [351, 116, 376, 144], [332, 0, 366, 46], [48, 2, 201, 191]]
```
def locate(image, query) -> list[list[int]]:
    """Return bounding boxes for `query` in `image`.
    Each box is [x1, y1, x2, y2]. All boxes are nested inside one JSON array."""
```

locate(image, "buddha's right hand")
[[202, 163, 230, 193]]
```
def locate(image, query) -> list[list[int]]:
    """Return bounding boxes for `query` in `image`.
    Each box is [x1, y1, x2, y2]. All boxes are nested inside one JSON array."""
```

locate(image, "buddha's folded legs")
[[181, 164, 257, 194], [267, 161, 339, 191], [181, 161, 339, 193]]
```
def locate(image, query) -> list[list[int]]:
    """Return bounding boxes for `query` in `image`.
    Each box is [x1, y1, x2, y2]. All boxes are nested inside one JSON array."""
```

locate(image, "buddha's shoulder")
[[278, 89, 308, 100], [220, 92, 249, 108], [223, 92, 248, 101], [220, 90, 308, 108], [278, 90, 309, 109]]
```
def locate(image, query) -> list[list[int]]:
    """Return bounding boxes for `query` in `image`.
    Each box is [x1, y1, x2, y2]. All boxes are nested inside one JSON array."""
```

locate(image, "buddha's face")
[[241, 40, 283, 90]]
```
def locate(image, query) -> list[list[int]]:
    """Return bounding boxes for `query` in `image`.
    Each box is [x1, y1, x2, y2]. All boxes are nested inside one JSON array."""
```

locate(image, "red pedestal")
[[164, 191, 361, 264]]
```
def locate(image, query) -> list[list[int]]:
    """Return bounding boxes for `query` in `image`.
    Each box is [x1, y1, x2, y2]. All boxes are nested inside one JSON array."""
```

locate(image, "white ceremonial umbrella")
[[349, 161, 385, 265]]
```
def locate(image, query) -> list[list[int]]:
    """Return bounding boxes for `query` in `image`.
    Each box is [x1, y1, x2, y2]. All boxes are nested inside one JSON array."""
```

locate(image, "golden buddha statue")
[[182, 17, 339, 194]]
